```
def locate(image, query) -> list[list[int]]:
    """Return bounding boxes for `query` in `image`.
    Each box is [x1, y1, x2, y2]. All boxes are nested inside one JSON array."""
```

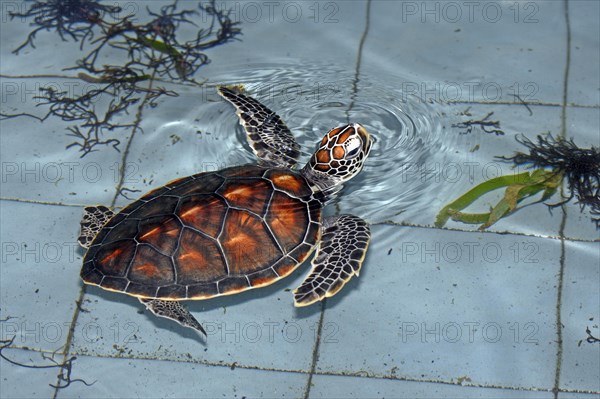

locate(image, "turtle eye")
[[346, 146, 360, 158], [344, 137, 362, 159]]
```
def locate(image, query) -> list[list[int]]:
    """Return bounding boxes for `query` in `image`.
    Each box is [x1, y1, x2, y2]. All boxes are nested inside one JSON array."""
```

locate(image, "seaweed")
[[436, 133, 600, 229], [452, 109, 505, 135], [3, 0, 242, 156], [499, 134, 600, 226], [9, 0, 121, 54], [0, 335, 94, 389]]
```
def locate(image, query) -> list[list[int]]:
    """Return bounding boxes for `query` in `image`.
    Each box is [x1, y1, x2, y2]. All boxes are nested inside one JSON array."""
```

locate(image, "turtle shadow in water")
[[83, 287, 205, 343], [184, 257, 365, 323]]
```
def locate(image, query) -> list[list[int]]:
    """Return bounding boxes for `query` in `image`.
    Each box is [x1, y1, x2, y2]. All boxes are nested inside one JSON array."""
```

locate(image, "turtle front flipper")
[[139, 298, 207, 336], [293, 215, 370, 307], [218, 86, 301, 169], [78, 206, 114, 249]]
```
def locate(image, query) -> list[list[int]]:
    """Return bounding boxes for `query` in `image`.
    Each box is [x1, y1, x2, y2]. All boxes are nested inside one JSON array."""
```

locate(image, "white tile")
[[316, 224, 560, 390], [567, 0, 600, 106], [0, 347, 59, 398], [362, 1, 567, 104], [195, 0, 367, 79], [310, 373, 554, 399], [54, 354, 307, 398], [0, 1, 180, 75], [0, 77, 131, 206], [0, 201, 84, 352], [559, 241, 600, 392], [559, 392, 600, 399]]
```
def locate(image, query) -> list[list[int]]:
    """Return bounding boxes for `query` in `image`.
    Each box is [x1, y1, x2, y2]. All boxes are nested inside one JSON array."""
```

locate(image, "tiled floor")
[[1, 1, 598, 398]]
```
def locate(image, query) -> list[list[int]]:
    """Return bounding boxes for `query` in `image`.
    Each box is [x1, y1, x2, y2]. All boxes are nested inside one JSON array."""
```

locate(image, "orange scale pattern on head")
[[337, 130, 352, 144], [316, 149, 331, 164], [327, 127, 343, 139], [332, 146, 345, 160]]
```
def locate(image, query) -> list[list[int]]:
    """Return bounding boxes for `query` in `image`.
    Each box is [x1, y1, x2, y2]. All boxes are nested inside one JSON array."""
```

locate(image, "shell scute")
[[101, 276, 129, 292], [175, 228, 226, 284], [220, 164, 267, 179], [129, 195, 180, 219], [247, 267, 280, 288], [101, 219, 139, 245], [157, 284, 187, 300], [137, 215, 182, 256], [169, 173, 224, 195], [126, 282, 157, 297], [128, 245, 174, 285], [266, 191, 309, 253], [218, 179, 271, 216], [178, 194, 227, 238], [221, 209, 282, 275], [95, 240, 136, 277], [272, 256, 300, 278], [265, 169, 312, 197], [187, 282, 219, 299], [218, 276, 250, 295]]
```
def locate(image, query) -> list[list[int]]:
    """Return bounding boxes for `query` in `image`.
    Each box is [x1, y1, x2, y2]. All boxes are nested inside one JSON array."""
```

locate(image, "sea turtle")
[[78, 86, 372, 336]]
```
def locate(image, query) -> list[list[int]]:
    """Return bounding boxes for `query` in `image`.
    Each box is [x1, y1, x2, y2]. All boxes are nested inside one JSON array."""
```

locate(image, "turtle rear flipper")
[[139, 298, 206, 336], [218, 86, 301, 169], [293, 215, 370, 307], [78, 206, 114, 249]]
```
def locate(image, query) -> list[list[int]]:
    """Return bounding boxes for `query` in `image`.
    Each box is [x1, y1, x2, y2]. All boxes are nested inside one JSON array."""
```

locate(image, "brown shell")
[[81, 165, 323, 300]]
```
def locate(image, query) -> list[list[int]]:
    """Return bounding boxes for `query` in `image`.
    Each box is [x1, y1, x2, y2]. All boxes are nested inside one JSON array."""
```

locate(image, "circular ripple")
[[174, 62, 465, 223]]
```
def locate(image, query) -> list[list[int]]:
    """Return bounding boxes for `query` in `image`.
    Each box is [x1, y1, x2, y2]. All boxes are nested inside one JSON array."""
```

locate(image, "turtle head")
[[303, 123, 372, 191]]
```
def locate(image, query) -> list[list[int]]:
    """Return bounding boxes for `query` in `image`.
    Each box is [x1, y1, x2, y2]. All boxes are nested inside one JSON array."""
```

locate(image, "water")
[[1, 1, 598, 398], [152, 62, 459, 225]]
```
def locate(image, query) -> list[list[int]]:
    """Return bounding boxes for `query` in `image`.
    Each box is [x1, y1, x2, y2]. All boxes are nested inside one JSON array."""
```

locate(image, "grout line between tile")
[[559, 0, 572, 141], [344, 0, 371, 123], [6, 342, 599, 395], [371, 219, 598, 243], [306, 1, 372, 397], [303, 299, 326, 399], [1, 73, 598, 109], [25, 344, 600, 396], [49, 69, 158, 398], [552, 1, 572, 398], [0, 198, 84, 207], [0, 197, 596, 243]]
